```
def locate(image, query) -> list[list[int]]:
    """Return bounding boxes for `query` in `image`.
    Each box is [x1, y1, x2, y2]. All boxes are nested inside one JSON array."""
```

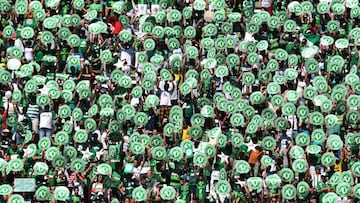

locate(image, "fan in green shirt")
[[90, 3, 102, 11], [124, 180, 135, 198], [180, 178, 190, 201], [317, 177, 329, 202], [195, 178, 206, 200], [70, 187, 82, 203]]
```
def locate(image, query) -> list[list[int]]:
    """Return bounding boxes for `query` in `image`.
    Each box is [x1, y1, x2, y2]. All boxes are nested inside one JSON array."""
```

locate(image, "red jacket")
[[113, 21, 122, 35]]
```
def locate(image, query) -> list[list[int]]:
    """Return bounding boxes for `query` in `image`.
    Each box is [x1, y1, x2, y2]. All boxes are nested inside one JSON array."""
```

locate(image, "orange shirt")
[[248, 150, 260, 165]]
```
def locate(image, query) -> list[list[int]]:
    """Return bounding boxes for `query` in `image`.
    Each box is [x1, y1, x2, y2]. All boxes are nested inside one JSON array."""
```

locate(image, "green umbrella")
[[336, 183, 351, 197], [132, 187, 148, 202], [335, 38, 349, 49], [289, 145, 304, 159], [279, 168, 294, 183], [282, 184, 297, 200], [7, 46, 23, 59], [261, 155, 275, 167], [38, 137, 51, 150], [322, 152, 336, 166], [216, 180, 231, 195], [194, 0, 206, 10], [43, 17, 57, 29], [247, 22, 259, 34], [266, 174, 282, 189], [166, 9, 182, 22], [97, 163, 112, 175], [284, 20, 297, 32], [100, 49, 113, 63], [327, 20, 340, 32], [312, 129, 325, 142], [160, 186, 176, 200], [8, 158, 23, 172], [306, 145, 321, 154], [35, 186, 50, 201], [3, 25, 15, 38], [73, 0, 84, 9], [332, 2, 345, 14], [15, 2, 28, 15], [54, 131, 69, 145], [151, 146, 167, 160], [8, 194, 24, 203], [262, 136, 276, 150], [317, 2, 330, 14], [0, 184, 12, 195], [320, 35, 334, 46], [45, 147, 60, 161], [322, 192, 340, 203], [54, 186, 70, 201], [119, 30, 132, 42], [67, 34, 81, 47], [247, 177, 262, 192], [21, 27, 34, 39], [133, 112, 148, 126], [352, 162, 360, 177], [74, 129, 88, 143], [292, 159, 308, 173], [282, 102, 296, 116], [52, 155, 67, 168], [215, 38, 227, 50], [143, 39, 156, 51], [63, 146, 77, 160], [267, 59, 279, 72], [34, 162, 49, 175], [351, 6, 360, 17], [58, 105, 71, 119], [200, 105, 214, 118]]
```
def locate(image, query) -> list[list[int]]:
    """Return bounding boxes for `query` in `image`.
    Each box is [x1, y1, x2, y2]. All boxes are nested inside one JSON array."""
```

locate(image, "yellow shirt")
[[182, 126, 190, 141], [334, 161, 342, 173]]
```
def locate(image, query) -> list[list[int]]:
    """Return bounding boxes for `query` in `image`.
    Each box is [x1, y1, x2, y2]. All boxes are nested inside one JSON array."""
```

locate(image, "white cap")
[[5, 91, 12, 99], [18, 114, 24, 122]]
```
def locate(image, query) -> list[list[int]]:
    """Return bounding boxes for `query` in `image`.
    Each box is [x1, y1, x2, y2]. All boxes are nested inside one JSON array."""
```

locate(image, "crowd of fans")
[[0, 0, 360, 202]]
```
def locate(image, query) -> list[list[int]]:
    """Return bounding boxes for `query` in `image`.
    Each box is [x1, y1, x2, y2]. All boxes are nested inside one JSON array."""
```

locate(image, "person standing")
[[39, 105, 53, 139]]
